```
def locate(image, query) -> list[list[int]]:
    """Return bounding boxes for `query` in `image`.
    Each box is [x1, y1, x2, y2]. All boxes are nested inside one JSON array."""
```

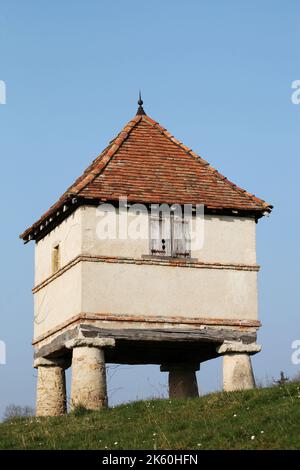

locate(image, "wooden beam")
[[34, 323, 257, 361], [81, 324, 256, 344]]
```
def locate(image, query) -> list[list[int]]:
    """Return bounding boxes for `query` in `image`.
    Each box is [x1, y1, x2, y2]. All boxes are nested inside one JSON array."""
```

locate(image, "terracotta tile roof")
[[20, 113, 272, 241]]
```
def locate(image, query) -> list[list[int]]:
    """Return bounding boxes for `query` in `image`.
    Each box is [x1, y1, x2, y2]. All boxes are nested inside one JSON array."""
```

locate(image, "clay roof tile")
[[20, 113, 272, 241]]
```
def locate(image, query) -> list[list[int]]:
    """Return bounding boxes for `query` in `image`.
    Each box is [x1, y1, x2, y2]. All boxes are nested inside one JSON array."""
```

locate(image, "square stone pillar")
[[34, 357, 69, 417], [217, 341, 261, 392], [66, 337, 115, 411], [161, 363, 200, 399]]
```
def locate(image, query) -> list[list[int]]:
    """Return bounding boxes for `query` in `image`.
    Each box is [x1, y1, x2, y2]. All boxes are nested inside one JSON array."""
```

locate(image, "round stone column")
[[70, 346, 107, 410], [223, 353, 255, 391], [161, 363, 200, 399], [34, 358, 67, 417], [217, 341, 261, 392], [66, 337, 115, 411]]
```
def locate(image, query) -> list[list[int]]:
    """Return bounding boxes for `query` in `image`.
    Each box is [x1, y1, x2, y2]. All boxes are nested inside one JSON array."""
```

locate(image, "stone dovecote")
[[21, 98, 272, 416]]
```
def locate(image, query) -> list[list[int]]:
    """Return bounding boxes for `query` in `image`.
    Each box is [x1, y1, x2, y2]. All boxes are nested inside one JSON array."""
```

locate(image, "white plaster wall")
[[82, 262, 258, 321], [35, 209, 83, 284], [81, 206, 257, 265], [34, 206, 257, 286], [81, 205, 149, 258], [193, 215, 257, 265], [34, 262, 82, 339], [33, 205, 258, 339]]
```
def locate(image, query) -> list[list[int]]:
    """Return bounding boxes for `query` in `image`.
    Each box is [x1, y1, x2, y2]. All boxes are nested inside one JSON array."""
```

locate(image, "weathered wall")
[[34, 263, 82, 339], [81, 261, 258, 321], [35, 209, 83, 285], [193, 214, 256, 265], [35, 206, 257, 283], [81, 205, 149, 258], [81, 206, 257, 265], [33, 205, 259, 341]]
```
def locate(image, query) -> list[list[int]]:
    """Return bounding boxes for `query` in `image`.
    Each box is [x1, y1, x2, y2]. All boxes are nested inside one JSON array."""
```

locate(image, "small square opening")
[[52, 244, 61, 273]]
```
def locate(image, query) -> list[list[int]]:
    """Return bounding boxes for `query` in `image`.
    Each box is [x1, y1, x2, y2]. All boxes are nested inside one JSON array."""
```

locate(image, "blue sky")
[[0, 0, 299, 416]]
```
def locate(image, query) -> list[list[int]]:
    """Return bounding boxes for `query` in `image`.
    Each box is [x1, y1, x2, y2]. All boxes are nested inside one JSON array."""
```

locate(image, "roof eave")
[[20, 197, 272, 244]]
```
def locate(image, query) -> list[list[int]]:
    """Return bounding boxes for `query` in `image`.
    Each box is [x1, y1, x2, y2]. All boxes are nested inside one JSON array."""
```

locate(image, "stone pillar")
[[217, 341, 261, 392], [34, 357, 68, 417], [161, 363, 200, 399], [66, 338, 115, 411]]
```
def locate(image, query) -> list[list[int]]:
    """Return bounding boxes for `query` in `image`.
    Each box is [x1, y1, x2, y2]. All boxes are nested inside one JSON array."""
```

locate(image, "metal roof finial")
[[136, 90, 146, 115]]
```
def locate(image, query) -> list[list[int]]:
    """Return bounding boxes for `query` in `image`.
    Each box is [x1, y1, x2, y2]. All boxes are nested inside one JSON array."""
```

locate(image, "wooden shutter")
[[161, 214, 171, 256], [172, 216, 191, 258], [172, 216, 184, 256], [150, 215, 161, 254], [183, 218, 191, 257], [150, 214, 172, 256]]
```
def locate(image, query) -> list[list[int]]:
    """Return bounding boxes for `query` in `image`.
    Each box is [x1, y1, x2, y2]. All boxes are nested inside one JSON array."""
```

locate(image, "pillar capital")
[[65, 337, 115, 350], [33, 356, 70, 369], [161, 362, 200, 398], [216, 341, 261, 356], [160, 362, 200, 373]]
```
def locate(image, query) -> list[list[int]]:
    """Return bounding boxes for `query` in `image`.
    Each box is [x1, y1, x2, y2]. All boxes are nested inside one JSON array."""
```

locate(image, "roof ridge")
[[70, 115, 143, 196], [141, 115, 271, 210], [19, 115, 143, 241]]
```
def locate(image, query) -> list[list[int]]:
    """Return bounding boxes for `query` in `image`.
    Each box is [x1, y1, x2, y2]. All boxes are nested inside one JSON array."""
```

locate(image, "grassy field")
[[1, 381, 300, 450]]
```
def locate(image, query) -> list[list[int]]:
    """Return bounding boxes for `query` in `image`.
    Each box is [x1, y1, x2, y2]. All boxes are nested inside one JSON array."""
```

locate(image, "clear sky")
[[0, 0, 299, 417]]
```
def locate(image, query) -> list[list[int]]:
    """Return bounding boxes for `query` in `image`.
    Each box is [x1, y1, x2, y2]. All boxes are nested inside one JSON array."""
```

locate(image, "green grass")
[[1, 381, 300, 450]]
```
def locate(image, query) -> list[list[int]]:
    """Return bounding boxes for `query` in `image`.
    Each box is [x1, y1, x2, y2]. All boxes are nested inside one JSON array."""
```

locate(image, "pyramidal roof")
[[20, 106, 272, 242]]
